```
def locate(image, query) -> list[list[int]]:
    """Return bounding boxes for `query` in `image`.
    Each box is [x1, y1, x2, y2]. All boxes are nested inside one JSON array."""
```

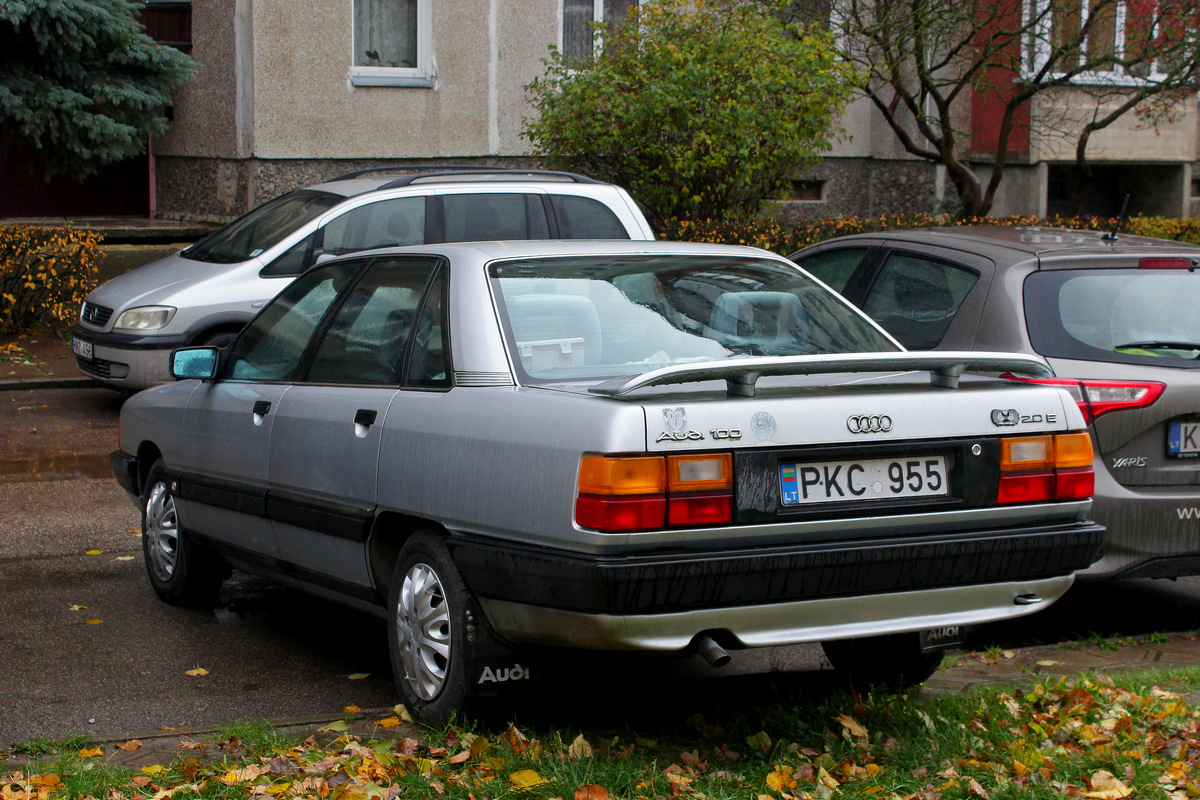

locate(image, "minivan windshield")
[[183, 190, 342, 264], [490, 254, 898, 382]]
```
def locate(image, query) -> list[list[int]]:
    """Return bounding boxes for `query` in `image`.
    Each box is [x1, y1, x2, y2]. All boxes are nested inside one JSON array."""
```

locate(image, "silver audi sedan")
[[112, 239, 1103, 722]]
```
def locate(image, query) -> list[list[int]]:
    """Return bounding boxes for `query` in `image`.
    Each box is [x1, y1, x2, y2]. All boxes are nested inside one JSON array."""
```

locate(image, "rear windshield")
[[183, 190, 342, 264], [489, 254, 898, 382], [1025, 269, 1200, 368]]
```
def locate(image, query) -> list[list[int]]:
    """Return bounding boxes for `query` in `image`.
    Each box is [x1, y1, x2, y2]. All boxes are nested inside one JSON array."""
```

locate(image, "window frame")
[[560, 0, 641, 61], [349, 0, 435, 88]]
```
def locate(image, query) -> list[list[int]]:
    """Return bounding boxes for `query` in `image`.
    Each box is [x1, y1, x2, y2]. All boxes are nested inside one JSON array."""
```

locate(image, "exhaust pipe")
[[693, 634, 731, 667]]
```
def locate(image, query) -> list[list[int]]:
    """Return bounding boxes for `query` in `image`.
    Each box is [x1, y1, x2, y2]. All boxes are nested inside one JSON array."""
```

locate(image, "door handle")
[[354, 408, 378, 439], [252, 400, 272, 416]]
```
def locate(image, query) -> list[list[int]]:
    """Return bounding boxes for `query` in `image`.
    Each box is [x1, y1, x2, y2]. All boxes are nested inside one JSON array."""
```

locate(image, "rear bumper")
[[451, 520, 1103, 649], [478, 575, 1075, 650]]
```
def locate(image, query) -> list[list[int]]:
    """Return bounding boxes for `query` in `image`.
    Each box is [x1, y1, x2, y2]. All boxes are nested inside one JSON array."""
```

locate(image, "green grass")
[[8, 668, 1200, 800]]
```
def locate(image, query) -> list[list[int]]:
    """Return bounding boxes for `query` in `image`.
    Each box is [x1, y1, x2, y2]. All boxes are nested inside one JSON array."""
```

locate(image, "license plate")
[[1168, 421, 1200, 458], [71, 337, 93, 360], [780, 455, 948, 506]]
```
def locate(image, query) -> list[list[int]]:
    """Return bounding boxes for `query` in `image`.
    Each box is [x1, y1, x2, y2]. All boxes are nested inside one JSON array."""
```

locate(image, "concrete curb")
[[0, 377, 101, 392]]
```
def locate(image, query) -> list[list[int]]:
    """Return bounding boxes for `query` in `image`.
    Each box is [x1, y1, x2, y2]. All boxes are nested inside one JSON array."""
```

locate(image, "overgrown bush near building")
[[662, 213, 1200, 254], [0, 225, 101, 336]]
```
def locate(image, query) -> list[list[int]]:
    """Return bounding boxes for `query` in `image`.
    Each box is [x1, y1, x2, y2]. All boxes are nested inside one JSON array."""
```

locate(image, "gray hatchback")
[[791, 226, 1200, 580]]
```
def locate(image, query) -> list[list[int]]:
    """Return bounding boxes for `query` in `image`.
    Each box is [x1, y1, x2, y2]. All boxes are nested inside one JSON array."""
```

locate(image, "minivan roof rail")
[[329, 165, 601, 188]]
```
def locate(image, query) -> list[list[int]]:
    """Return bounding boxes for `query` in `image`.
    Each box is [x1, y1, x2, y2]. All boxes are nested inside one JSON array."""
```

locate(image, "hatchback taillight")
[[576, 453, 733, 532], [1003, 376, 1165, 424], [997, 432, 1095, 504]]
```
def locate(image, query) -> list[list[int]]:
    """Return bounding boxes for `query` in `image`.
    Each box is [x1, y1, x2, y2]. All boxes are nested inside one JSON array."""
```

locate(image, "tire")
[[821, 633, 944, 691], [387, 532, 471, 725], [141, 459, 228, 607]]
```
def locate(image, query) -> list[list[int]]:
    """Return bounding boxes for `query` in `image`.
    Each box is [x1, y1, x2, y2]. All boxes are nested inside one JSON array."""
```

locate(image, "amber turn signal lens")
[[578, 455, 666, 495], [1052, 431, 1094, 469]]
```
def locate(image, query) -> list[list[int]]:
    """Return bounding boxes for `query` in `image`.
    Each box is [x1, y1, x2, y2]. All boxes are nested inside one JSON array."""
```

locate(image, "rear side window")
[[550, 195, 629, 239], [1026, 269, 1200, 367], [441, 194, 551, 242], [862, 253, 978, 349]]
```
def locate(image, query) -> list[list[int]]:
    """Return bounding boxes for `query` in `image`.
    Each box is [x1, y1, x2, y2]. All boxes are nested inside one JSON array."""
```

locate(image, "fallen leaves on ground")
[[9, 675, 1200, 800]]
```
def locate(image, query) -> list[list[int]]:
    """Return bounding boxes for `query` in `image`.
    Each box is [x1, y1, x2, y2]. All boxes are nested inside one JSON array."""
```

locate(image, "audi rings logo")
[[847, 414, 893, 434]]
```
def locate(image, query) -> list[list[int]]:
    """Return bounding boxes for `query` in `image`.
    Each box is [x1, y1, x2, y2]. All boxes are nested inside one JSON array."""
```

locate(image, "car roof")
[[813, 225, 1200, 262], [329, 238, 779, 263], [305, 168, 607, 198]]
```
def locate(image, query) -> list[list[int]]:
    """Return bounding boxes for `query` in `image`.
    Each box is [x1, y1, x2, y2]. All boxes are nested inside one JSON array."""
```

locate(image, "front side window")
[[226, 261, 364, 382], [1026, 268, 1200, 367], [562, 0, 639, 60], [184, 191, 341, 265], [351, 0, 432, 86], [490, 255, 897, 383], [792, 246, 871, 294], [307, 257, 439, 385]]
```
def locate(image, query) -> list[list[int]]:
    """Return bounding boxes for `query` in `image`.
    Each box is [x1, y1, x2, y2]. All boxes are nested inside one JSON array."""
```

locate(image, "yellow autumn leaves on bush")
[[0, 225, 101, 336]]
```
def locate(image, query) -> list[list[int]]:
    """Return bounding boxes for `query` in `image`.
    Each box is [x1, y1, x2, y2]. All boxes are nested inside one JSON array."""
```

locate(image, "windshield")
[[490, 254, 898, 382], [183, 190, 342, 264], [1026, 269, 1200, 368]]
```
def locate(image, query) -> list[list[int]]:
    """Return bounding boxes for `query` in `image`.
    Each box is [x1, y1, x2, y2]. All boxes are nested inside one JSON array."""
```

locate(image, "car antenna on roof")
[[1101, 194, 1130, 242]]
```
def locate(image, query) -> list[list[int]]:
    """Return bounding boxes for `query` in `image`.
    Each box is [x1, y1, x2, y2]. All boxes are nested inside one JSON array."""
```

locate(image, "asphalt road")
[[4, 386, 1200, 745]]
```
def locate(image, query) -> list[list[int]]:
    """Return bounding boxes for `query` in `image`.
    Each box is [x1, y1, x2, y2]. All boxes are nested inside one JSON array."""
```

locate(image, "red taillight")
[[1002, 376, 1165, 424], [997, 432, 1095, 504], [577, 453, 733, 532], [1140, 257, 1193, 269]]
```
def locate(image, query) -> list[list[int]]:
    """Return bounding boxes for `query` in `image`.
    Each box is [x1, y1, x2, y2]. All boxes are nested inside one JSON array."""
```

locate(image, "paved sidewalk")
[[0, 333, 95, 391]]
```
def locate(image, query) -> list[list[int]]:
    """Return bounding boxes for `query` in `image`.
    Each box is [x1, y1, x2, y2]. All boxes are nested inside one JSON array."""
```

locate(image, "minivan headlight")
[[114, 306, 176, 331]]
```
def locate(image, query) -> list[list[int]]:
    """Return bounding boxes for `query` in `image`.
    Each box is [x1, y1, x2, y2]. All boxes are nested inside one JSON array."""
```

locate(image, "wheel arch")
[[368, 511, 451, 598], [134, 442, 165, 496]]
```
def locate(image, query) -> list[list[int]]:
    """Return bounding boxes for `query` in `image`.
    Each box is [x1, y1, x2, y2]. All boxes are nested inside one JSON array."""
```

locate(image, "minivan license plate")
[[780, 455, 948, 506], [1168, 421, 1200, 457], [71, 337, 93, 360]]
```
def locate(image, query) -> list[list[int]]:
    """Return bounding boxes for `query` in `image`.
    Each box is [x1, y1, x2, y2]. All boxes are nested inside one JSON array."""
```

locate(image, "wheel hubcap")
[[144, 481, 179, 582], [396, 562, 451, 701]]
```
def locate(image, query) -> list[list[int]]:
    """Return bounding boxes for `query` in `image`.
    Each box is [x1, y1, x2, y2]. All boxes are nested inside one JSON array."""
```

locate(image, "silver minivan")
[[71, 168, 655, 391]]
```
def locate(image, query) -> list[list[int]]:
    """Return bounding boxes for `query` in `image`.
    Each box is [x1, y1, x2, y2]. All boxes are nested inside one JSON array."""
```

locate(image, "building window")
[[350, 0, 433, 87], [139, 1, 192, 53], [1027, 0, 1191, 83], [562, 0, 639, 61]]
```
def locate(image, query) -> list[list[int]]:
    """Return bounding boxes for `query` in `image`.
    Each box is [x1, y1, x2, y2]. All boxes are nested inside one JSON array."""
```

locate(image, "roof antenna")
[[1102, 194, 1130, 242]]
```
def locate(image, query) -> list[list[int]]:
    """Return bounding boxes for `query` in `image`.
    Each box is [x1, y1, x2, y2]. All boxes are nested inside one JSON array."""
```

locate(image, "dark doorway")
[[1047, 163, 1184, 218]]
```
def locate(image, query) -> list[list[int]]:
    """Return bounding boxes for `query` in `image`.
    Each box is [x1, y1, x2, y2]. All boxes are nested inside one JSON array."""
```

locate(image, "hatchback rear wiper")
[[1114, 340, 1200, 353]]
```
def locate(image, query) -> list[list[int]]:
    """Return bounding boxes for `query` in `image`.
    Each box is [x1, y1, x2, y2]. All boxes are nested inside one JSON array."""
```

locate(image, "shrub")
[[0, 225, 101, 336], [661, 213, 1200, 254]]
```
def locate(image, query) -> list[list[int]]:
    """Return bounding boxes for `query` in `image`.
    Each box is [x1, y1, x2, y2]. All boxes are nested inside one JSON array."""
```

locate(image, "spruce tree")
[[0, 0, 194, 180]]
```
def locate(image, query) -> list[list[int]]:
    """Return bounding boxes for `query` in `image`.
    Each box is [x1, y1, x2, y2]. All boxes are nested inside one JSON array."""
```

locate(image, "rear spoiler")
[[588, 351, 1054, 398]]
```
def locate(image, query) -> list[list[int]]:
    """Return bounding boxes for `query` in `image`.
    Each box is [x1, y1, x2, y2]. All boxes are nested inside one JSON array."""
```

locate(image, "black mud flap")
[[919, 625, 965, 653], [462, 599, 536, 699]]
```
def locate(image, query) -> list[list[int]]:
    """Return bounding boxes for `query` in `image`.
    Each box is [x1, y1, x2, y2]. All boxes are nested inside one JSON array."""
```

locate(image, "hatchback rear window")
[[490, 255, 897, 382], [1025, 269, 1200, 367]]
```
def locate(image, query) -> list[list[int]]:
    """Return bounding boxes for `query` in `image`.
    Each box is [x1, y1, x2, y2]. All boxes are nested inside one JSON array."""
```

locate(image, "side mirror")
[[171, 347, 220, 380]]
